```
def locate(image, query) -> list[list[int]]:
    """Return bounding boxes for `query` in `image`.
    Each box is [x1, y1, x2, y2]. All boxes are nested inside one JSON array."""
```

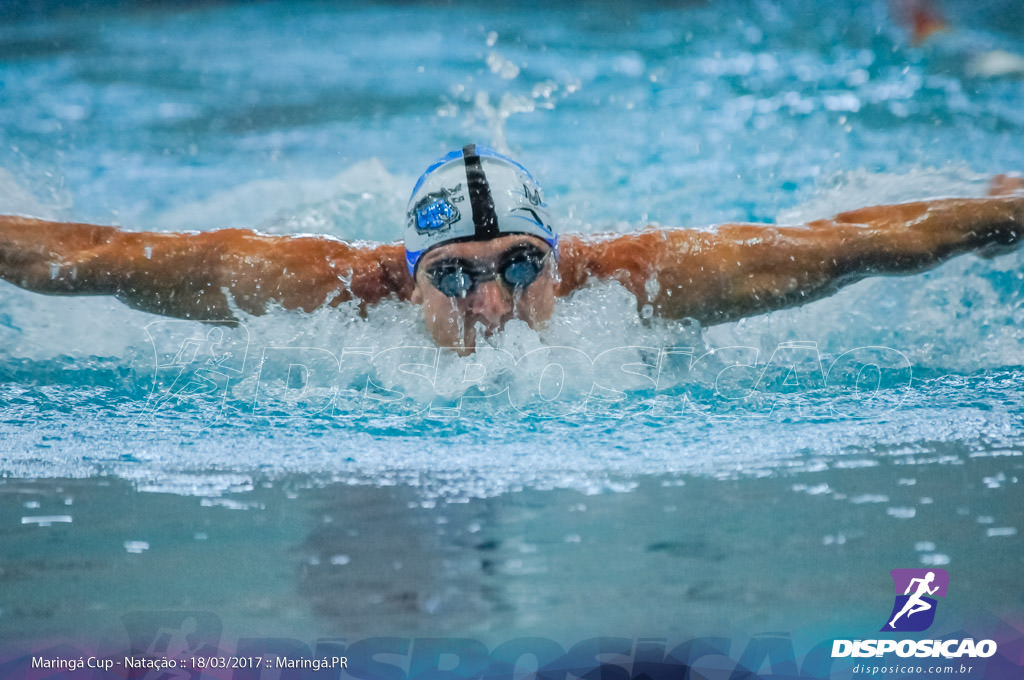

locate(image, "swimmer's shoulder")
[[218, 231, 413, 306], [555, 227, 712, 296]]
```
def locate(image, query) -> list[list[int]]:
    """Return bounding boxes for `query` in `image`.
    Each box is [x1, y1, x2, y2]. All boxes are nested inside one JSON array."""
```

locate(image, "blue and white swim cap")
[[405, 144, 557, 275]]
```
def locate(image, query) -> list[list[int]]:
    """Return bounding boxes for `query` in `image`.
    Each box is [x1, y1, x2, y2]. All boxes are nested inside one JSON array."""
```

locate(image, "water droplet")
[[21, 515, 72, 526], [986, 527, 1017, 538]]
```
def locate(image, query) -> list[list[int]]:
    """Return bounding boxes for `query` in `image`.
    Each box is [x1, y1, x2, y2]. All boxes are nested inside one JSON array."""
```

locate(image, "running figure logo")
[[881, 568, 949, 632]]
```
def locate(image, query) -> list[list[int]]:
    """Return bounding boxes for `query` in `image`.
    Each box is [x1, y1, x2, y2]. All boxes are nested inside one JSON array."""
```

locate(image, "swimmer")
[[1, 144, 1023, 353]]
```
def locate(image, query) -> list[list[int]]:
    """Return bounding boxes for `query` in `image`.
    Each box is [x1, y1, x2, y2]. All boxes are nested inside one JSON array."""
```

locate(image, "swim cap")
[[405, 144, 557, 275]]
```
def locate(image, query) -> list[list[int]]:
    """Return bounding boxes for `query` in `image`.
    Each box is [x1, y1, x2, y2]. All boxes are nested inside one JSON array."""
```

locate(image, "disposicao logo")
[[881, 568, 948, 632], [831, 569, 998, 659]]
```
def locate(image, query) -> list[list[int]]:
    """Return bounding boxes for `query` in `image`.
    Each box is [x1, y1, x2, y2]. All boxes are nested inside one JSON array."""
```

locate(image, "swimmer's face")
[[411, 234, 556, 352]]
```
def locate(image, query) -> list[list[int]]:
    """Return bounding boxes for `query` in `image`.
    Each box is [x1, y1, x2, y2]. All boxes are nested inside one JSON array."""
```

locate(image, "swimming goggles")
[[424, 244, 552, 298]]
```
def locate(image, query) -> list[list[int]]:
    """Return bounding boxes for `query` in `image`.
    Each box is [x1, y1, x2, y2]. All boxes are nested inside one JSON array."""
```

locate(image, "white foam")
[[776, 166, 990, 224]]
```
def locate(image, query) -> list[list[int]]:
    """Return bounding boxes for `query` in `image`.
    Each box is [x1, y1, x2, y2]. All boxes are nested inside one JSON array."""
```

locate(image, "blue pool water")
[[1, 0, 1023, 668]]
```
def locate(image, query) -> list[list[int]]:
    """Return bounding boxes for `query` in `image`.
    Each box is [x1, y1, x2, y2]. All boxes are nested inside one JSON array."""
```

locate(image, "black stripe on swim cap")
[[462, 143, 501, 241]]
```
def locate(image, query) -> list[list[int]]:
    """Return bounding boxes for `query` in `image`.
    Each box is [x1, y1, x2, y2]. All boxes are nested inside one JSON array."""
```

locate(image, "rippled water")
[[1, 0, 1022, 655]]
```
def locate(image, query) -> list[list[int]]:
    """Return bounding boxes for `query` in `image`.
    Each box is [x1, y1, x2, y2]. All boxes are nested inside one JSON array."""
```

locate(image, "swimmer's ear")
[[410, 282, 424, 304]]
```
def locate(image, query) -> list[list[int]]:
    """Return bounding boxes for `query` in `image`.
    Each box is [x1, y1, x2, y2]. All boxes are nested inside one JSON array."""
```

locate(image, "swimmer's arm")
[[560, 192, 1023, 324], [0, 216, 413, 319]]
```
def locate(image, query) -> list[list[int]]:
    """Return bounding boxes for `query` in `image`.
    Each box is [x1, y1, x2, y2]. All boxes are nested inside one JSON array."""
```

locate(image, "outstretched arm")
[[558, 185, 1023, 325], [0, 216, 413, 319]]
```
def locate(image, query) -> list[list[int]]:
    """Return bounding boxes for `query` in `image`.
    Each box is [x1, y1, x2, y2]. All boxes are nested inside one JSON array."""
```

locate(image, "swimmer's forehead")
[[417, 234, 550, 269]]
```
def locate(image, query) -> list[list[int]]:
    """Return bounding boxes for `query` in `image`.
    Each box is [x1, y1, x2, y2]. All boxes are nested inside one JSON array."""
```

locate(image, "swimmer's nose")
[[467, 279, 512, 328]]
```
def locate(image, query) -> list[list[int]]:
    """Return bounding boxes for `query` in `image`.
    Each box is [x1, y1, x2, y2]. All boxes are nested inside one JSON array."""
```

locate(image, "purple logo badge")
[[881, 569, 949, 632]]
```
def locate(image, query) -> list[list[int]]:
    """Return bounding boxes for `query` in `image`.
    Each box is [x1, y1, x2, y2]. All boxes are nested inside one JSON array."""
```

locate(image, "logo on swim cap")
[[524, 183, 542, 205], [410, 184, 464, 235], [404, 144, 557, 275]]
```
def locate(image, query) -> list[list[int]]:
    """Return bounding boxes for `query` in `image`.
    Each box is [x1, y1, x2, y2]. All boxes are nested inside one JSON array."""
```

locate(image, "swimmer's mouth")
[[470, 317, 509, 340], [478, 323, 501, 339]]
